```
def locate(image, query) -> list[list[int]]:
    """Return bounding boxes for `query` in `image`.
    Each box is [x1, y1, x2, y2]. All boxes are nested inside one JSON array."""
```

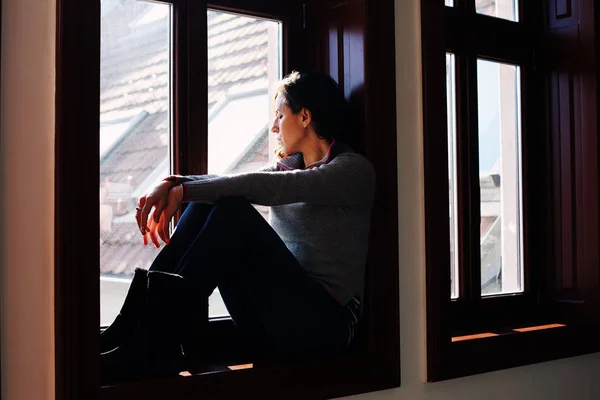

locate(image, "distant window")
[[476, 0, 518, 22], [100, 120, 131, 158], [207, 88, 271, 174], [100, 112, 146, 159]]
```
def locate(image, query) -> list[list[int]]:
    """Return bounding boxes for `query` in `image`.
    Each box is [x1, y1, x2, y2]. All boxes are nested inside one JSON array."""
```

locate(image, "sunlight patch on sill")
[[513, 323, 566, 333], [178, 363, 254, 377], [452, 332, 499, 342], [228, 363, 254, 371]]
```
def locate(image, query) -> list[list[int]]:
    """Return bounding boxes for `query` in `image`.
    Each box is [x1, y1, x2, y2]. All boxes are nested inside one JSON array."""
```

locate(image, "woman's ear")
[[300, 107, 312, 128]]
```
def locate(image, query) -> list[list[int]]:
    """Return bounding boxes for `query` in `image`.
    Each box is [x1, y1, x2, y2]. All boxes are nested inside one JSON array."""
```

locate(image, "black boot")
[[100, 268, 148, 353], [180, 293, 208, 362], [100, 271, 189, 385]]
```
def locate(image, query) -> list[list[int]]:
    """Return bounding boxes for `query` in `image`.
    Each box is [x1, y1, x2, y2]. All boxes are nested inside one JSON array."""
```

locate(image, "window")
[[99, 0, 173, 327], [57, 0, 400, 398], [206, 9, 281, 317], [206, 10, 280, 177], [423, 0, 600, 382], [476, 59, 523, 296], [476, 0, 518, 22], [441, 3, 531, 319], [206, 10, 281, 258], [446, 53, 459, 299], [99, 4, 282, 325]]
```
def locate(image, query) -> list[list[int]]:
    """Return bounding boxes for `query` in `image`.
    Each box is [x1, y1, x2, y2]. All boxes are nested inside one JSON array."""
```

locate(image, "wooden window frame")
[[0, 1, 2, 397], [422, 0, 600, 382], [55, 0, 399, 398]]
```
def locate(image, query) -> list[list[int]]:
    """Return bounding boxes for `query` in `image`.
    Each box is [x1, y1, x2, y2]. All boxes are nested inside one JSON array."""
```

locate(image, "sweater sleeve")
[[181, 153, 376, 206], [163, 163, 276, 183], [163, 174, 220, 184]]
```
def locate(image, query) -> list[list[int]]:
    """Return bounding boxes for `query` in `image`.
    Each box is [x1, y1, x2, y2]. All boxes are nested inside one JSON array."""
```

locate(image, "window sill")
[[100, 308, 399, 398], [99, 350, 398, 399], [429, 319, 600, 382]]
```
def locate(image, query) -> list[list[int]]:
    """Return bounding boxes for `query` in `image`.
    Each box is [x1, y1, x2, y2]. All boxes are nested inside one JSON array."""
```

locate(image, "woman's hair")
[[274, 71, 359, 158]]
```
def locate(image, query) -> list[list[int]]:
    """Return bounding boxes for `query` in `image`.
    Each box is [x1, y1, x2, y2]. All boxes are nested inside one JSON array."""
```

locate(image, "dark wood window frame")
[[422, 0, 600, 382], [0, 1, 2, 397], [55, 0, 399, 398]]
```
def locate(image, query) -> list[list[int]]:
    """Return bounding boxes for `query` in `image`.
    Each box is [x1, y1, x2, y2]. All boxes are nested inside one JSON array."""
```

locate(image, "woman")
[[100, 71, 376, 383]]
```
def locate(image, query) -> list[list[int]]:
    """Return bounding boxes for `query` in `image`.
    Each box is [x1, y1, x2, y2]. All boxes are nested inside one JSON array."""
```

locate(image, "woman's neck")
[[302, 138, 332, 168]]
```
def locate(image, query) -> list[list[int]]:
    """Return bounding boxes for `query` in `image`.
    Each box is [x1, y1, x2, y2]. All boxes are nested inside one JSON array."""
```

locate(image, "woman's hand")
[[136, 180, 175, 235], [143, 184, 183, 247]]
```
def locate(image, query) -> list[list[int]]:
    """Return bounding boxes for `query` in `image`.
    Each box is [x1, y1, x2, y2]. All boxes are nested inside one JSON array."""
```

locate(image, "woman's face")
[[271, 94, 309, 156]]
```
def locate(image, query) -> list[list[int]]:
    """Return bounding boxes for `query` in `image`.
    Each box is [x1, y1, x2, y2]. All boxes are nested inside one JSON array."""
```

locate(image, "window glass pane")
[[100, 0, 172, 326], [207, 10, 282, 317], [476, 0, 518, 22], [446, 54, 459, 299], [445, 0, 454, 6], [477, 59, 523, 296]]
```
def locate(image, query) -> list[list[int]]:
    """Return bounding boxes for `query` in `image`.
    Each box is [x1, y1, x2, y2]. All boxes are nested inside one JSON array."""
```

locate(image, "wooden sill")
[[451, 322, 567, 342], [100, 351, 398, 400], [429, 320, 600, 382]]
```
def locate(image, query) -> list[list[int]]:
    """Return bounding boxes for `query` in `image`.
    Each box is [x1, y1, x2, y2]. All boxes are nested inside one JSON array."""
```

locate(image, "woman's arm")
[[181, 153, 375, 206], [162, 174, 219, 184], [162, 162, 276, 184]]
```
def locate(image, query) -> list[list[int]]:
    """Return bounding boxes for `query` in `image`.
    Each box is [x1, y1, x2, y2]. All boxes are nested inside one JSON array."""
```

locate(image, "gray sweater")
[[175, 142, 376, 305]]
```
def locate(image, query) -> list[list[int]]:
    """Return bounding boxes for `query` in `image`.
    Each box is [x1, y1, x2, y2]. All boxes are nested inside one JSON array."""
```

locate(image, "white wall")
[[0, 0, 56, 399], [0, 0, 599, 399]]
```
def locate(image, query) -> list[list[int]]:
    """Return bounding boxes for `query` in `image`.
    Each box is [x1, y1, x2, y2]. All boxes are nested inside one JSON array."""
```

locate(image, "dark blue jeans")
[[148, 197, 350, 358]]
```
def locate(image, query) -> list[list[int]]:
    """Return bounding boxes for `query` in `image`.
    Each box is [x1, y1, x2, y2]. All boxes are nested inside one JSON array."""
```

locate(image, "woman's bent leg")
[[101, 203, 213, 354], [148, 202, 214, 273], [174, 197, 350, 358], [218, 255, 350, 359]]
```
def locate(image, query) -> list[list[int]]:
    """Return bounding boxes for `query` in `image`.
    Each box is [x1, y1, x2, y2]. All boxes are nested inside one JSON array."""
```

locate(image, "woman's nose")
[[271, 119, 278, 133]]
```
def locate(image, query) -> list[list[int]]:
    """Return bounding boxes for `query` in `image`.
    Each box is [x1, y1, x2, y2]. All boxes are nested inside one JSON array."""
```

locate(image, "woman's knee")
[[172, 203, 213, 234], [216, 196, 251, 208], [214, 197, 258, 217], [200, 197, 262, 234], [183, 202, 214, 215]]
